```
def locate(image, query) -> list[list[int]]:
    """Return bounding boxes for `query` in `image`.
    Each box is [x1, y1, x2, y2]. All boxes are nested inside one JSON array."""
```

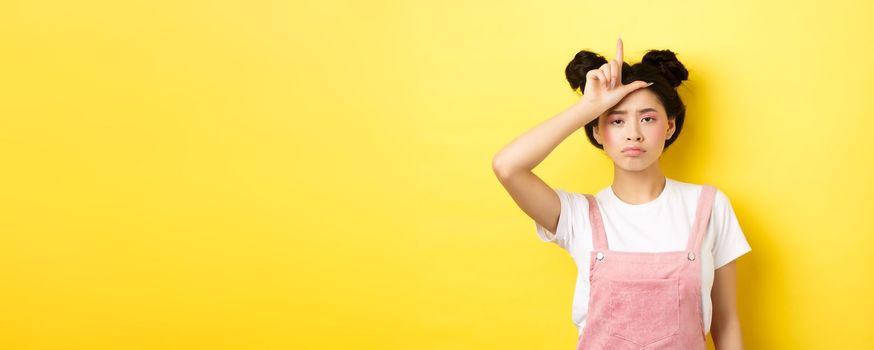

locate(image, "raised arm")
[[491, 101, 603, 235], [491, 37, 651, 235]]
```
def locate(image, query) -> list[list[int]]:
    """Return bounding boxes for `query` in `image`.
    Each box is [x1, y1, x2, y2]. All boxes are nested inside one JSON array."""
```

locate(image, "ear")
[[665, 117, 676, 139], [592, 121, 603, 145]]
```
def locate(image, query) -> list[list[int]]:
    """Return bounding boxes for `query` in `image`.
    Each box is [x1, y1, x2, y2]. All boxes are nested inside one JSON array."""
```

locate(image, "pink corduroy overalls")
[[575, 184, 716, 350]]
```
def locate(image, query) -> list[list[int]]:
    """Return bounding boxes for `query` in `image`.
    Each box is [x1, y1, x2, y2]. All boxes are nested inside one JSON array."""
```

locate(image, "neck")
[[611, 162, 667, 205]]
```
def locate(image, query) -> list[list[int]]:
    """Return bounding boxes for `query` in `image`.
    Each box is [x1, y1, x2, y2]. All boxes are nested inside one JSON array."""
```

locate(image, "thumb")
[[623, 80, 654, 94]]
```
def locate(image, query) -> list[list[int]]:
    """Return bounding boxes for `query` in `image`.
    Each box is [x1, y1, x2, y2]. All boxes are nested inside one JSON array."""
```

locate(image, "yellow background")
[[2, 0, 872, 349]]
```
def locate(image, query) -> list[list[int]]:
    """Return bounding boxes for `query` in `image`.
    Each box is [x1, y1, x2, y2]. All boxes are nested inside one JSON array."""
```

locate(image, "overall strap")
[[583, 194, 608, 251], [686, 185, 717, 253]]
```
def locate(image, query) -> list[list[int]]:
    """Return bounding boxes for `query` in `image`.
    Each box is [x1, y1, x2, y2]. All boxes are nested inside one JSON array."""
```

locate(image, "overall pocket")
[[607, 278, 680, 346]]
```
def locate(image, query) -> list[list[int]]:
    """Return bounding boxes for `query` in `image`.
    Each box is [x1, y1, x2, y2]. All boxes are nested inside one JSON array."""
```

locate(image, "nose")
[[626, 124, 643, 142]]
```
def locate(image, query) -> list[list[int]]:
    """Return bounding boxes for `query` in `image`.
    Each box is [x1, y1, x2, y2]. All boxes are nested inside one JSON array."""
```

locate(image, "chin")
[[610, 155, 658, 172]]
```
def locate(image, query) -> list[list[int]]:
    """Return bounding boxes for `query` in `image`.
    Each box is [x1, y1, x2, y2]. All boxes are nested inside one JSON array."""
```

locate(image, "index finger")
[[615, 37, 623, 63], [614, 37, 624, 85]]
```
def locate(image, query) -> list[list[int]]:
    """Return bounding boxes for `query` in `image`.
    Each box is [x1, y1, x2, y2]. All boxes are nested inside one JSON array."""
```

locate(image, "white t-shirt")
[[534, 177, 752, 337]]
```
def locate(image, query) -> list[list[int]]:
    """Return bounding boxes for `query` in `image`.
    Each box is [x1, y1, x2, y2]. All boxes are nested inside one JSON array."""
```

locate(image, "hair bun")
[[641, 49, 688, 87], [565, 50, 608, 92]]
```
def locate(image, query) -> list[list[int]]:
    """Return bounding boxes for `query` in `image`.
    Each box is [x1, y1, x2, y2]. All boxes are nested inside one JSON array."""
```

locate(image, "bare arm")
[[492, 100, 603, 175], [711, 261, 745, 349], [491, 38, 652, 235], [491, 100, 604, 234]]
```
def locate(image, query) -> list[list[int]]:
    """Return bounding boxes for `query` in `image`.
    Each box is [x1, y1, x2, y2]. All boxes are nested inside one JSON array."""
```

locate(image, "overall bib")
[[576, 185, 715, 350]]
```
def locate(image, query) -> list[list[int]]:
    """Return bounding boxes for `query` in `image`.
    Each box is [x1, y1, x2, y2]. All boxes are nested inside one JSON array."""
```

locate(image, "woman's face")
[[592, 89, 676, 172]]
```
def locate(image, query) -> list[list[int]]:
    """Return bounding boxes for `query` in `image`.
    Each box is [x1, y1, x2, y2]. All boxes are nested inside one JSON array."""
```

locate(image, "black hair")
[[565, 49, 689, 150]]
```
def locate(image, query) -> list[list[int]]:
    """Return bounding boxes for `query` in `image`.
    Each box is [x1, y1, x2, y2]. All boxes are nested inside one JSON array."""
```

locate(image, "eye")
[[610, 119, 623, 125], [642, 116, 656, 123]]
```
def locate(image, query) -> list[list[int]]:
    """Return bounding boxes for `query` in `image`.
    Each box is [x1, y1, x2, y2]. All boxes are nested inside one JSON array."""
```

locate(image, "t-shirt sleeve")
[[710, 189, 752, 269], [533, 188, 581, 251]]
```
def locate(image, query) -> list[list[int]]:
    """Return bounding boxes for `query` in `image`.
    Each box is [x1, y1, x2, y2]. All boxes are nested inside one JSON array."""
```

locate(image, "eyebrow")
[[608, 108, 658, 115]]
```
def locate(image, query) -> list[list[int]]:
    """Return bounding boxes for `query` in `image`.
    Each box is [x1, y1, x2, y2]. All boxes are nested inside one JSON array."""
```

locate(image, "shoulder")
[[553, 188, 598, 232], [667, 177, 704, 195], [667, 178, 731, 205], [537, 188, 594, 250], [554, 188, 592, 210]]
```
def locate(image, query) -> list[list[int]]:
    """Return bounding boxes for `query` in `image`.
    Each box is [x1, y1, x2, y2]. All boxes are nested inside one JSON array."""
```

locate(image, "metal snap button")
[[688, 252, 696, 261], [596, 252, 604, 261]]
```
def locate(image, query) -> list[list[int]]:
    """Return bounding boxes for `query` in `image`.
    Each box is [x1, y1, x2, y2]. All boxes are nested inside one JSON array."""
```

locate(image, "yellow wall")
[[2, 0, 872, 348]]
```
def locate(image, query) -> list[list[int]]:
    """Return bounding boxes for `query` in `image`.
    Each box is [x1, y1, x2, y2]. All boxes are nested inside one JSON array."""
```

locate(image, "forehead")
[[607, 89, 664, 114]]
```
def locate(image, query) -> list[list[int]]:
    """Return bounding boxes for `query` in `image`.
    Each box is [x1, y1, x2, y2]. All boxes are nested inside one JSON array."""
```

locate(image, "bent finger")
[[586, 69, 600, 84], [599, 63, 612, 89], [594, 70, 608, 90]]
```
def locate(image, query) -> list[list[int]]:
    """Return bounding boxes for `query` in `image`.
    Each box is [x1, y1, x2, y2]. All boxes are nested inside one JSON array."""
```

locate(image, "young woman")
[[491, 38, 751, 349]]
